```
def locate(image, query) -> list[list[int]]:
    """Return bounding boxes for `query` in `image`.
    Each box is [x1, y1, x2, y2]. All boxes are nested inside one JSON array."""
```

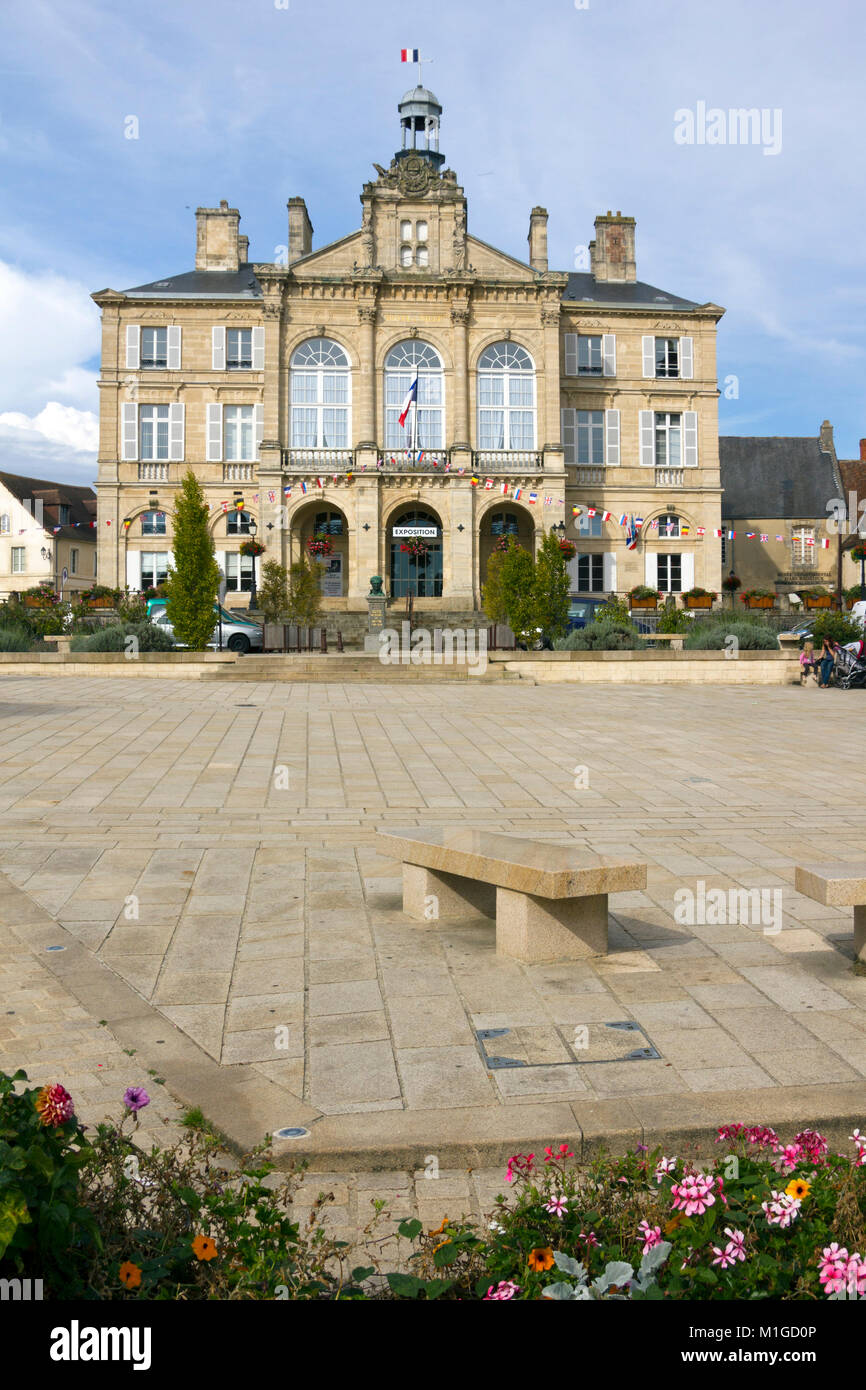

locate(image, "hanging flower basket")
[[850, 544, 866, 564], [400, 539, 429, 559], [307, 534, 333, 557], [494, 534, 511, 552], [239, 539, 265, 557], [558, 539, 577, 560], [722, 574, 742, 593]]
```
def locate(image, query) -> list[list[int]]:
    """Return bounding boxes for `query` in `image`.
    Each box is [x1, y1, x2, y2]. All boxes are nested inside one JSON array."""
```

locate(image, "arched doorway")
[[293, 503, 348, 597], [479, 507, 534, 587], [389, 507, 443, 598]]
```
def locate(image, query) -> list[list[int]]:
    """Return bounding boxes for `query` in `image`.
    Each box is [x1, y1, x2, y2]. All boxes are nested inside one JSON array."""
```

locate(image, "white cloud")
[[0, 402, 98, 453], [0, 261, 99, 417]]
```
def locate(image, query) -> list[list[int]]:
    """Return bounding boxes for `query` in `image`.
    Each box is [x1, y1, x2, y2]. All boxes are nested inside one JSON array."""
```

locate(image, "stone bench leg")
[[402, 864, 497, 923], [855, 906, 866, 963], [495, 887, 608, 961]]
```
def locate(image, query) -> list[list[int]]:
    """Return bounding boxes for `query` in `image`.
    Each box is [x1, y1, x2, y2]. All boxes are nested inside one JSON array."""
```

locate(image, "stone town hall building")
[[92, 88, 725, 620]]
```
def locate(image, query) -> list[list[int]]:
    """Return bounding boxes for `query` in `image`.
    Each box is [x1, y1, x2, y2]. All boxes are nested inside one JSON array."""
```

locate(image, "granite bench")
[[794, 862, 866, 962], [376, 827, 647, 962]]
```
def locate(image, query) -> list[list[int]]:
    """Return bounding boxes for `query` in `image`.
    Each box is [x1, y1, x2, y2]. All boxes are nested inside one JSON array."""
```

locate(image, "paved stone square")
[[1, 675, 866, 1177]]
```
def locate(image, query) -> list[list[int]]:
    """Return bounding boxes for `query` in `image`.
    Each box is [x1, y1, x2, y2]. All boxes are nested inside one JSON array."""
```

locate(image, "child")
[[799, 639, 816, 685]]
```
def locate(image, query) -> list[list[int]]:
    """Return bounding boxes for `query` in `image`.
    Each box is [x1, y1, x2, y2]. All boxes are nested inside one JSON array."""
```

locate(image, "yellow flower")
[[119, 1260, 142, 1290], [428, 1218, 450, 1237], [786, 1178, 810, 1201], [528, 1247, 555, 1272], [192, 1234, 218, 1262]]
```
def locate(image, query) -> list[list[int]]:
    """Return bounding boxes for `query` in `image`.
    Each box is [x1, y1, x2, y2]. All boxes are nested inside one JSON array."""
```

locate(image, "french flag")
[[398, 375, 418, 428], [401, 48, 419, 62]]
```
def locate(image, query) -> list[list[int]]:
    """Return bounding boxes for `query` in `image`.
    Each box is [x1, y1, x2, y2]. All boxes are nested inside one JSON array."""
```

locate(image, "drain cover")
[[477, 1021, 659, 1068], [273, 1126, 310, 1140]]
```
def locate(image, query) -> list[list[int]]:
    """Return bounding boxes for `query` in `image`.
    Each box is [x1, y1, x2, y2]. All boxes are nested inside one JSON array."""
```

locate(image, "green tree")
[[162, 471, 220, 650], [531, 531, 571, 639], [481, 548, 509, 625], [287, 554, 324, 627], [257, 559, 290, 623], [499, 538, 536, 638]]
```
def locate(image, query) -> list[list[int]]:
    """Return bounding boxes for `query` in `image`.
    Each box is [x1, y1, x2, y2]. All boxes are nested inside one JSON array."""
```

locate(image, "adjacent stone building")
[[0, 472, 96, 602], [92, 88, 726, 622]]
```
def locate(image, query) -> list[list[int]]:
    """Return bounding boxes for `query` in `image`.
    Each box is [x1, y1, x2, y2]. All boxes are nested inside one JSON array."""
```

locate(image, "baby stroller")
[[832, 642, 866, 690]]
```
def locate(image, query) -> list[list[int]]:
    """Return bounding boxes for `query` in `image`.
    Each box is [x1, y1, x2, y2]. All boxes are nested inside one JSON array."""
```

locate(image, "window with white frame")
[[576, 513, 603, 537], [226, 329, 253, 369], [0, 514, 9, 534], [577, 410, 605, 465], [416, 221, 428, 242], [225, 552, 253, 591], [792, 526, 814, 568], [11, 547, 25, 574], [290, 339, 351, 448], [654, 413, 682, 468], [576, 554, 605, 591], [141, 552, 169, 588], [477, 342, 535, 450], [577, 335, 603, 375], [141, 510, 166, 536], [657, 553, 683, 593], [70, 548, 78, 575], [655, 338, 679, 377], [227, 508, 253, 536], [58, 504, 70, 526], [400, 244, 413, 267], [139, 405, 170, 460], [224, 406, 256, 461], [657, 513, 681, 538], [140, 327, 168, 368], [415, 244, 429, 267], [385, 340, 444, 448]]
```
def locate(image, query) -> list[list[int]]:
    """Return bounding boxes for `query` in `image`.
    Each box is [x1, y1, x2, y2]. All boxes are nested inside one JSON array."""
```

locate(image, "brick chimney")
[[820, 419, 834, 453], [589, 211, 636, 283], [528, 207, 548, 272], [195, 200, 241, 273], [287, 197, 314, 265]]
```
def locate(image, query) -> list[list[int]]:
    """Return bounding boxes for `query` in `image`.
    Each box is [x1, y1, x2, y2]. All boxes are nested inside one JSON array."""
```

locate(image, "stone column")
[[540, 304, 566, 535], [450, 305, 470, 451], [357, 305, 377, 449]]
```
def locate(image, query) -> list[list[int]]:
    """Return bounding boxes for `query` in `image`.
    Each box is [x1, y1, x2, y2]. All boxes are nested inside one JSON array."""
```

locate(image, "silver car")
[[147, 601, 263, 655]]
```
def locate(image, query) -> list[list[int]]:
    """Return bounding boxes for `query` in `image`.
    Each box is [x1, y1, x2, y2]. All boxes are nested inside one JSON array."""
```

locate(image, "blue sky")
[[1, 0, 864, 483]]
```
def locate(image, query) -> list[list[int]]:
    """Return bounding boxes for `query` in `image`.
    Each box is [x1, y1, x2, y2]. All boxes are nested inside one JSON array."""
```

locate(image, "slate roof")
[[562, 273, 700, 309], [838, 457, 866, 504], [123, 268, 262, 298], [719, 437, 840, 519], [0, 471, 97, 534]]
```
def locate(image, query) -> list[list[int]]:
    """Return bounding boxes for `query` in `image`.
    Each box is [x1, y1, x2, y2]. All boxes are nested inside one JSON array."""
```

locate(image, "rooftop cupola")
[[396, 86, 444, 170]]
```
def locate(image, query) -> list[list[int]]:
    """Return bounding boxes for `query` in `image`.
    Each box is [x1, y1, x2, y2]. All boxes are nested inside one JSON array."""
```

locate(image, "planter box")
[[684, 596, 713, 609], [804, 596, 832, 609], [23, 597, 53, 609], [744, 597, 775, 609], [84, 597, 116, 610], [629, 598, 658, 610]]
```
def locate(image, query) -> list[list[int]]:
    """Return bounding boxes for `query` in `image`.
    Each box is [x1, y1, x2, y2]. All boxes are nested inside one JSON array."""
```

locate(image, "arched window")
[[489, 511, 520, 537], [227, 508, 253, 536], [477, 342, 535, 450], [314, 510, 343, 536], [384, 341, 444, 449], [290, 338, 351, 448], [657, 513, 681, 538], [389, 508, 443, 598]]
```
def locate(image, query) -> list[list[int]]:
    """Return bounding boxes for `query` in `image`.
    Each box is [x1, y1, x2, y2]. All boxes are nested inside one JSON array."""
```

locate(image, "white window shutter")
[[683, 411, 699, 467], [206, 403, 223, 461], [679, 336, 694, 380], [168, 403, 185, 461], [121, 402, 138, 461], [680, 552, 695, 590], [254, 403, 264, 459], [167, 326, 182, 370], [604, 409, 620, 466], [125, 550, 141, 590], [126, 325, 140, 370], [214, 550, 227, 583], [252, 326, 265, 370], [212, 326, 226, 371], [602, 551, 617, 592], [639, 409, 655, 466], [642, 336, 655, 378], [561, 408, 576, 464], [566, 555, 580, 590], [602, 334, 616, 377], [644, 552, 658, 589], [564, 334, 578, 377]]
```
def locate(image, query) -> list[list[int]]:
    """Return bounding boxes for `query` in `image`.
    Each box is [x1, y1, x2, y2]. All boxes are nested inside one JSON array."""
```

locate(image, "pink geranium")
[[670, 1172, 716, 1217], [484, 1280, 520, 1300], [544, 1195, 569, 1218], [638, 1220, 663, 1255], [655, 1156, 677, 1183], [761, 1191, 801, 1228]]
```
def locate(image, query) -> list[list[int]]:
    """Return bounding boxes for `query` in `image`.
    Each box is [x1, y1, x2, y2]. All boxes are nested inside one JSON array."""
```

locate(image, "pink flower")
[[579, 1231, 599, 1248], [544, 1195, 569, 1218], [776, 1144, 801, 1174], [724, 1228, 746, 1258], [35, 1083, 75, 1127], [484, 1280, 520, 1300], [795, 1130, 828, 1163], [670, 1172, 716, 1217], [638, 1220, 663, 1254], [505, 1152, 535, 1183], [850, 1130, 866, 1166], [655, 1156, 677, 1183], [711, 1245, 737, 1269], [543, 1143, 574, 1163], [761, 1191, 801, 1228]]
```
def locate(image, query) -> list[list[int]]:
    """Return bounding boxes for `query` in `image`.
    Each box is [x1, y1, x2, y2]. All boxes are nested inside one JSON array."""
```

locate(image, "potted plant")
[[80, 584, 120, 610], [22, 582, 59, 610], [800, 585, 832, 610], [558, 538, 577, 561], [628, 585, 660, 610], [682, 586, 717, 610], [739, 588, 776, 610], [307, 532, 333, 557], [239, 538, 265, 558], [843, 584, 863, 610]]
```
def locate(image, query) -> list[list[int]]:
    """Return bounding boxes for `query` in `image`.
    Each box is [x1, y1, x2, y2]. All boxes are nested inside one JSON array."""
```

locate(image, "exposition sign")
[[392, 526, 439, 538]]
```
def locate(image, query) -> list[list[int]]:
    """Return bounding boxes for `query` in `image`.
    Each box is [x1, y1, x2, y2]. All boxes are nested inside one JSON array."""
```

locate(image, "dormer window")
[[399, 218, 430, 270]]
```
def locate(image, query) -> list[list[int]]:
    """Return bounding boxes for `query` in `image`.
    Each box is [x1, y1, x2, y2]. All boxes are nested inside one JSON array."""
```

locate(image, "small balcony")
[[137, 462, 169, 482], [473, 450, 542, 473], [573, 466, 606, 485], [655, 468, 684, 487], [284, 449, 354, 473], [223, 463, 255, 482]]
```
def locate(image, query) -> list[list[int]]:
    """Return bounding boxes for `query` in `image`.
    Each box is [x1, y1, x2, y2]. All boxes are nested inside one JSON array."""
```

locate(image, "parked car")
[[146, 599, 263, 654], [566, 597, 609, 631], [785, 603, 866, 645]]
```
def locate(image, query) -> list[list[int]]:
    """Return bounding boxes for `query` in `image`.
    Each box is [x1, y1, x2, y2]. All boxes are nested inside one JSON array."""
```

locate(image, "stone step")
[[200, 656, 506, 682]]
